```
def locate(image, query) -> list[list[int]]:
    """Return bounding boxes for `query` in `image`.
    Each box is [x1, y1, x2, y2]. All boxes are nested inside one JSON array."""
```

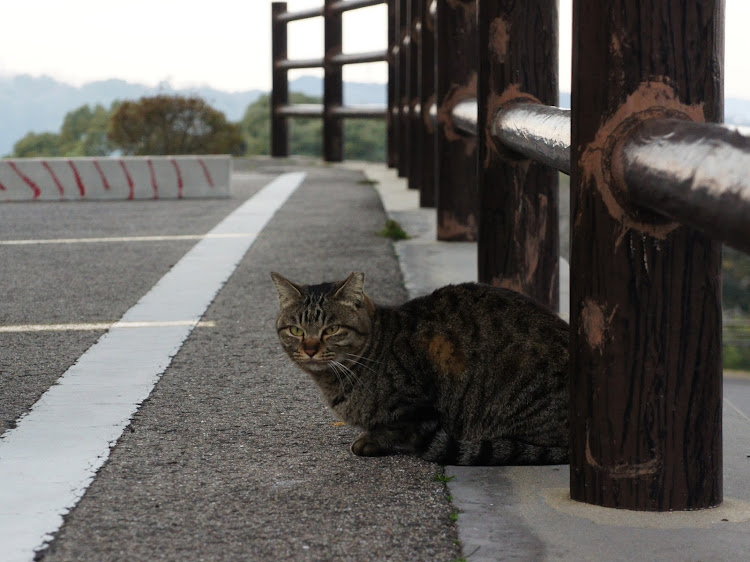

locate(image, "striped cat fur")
[[271, 271, 569, 465]]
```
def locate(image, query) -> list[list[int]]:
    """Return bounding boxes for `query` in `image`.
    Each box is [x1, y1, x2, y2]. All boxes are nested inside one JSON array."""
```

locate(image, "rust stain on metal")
[[438, 210, 478, 241], [438, 73, 478, 143], [578, 80, 705, 243], [580, 298, 617, 353], [516, 191, 549, 283], [484, 83, 542, 167], [489, 17, 510, 64]]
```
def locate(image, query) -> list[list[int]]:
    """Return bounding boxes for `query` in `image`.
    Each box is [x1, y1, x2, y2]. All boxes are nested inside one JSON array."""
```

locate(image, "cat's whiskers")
[[343, 353, 383, 377], [327, 360, 348, 394], [343, 352, 382, 366], [330, 359, 375, 397]]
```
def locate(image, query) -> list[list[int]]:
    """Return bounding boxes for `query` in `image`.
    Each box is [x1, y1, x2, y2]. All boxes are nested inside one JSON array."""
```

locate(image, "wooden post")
[[397, 0, 410, 178], [435, 0, 478, 241], [387, 0, 398, 168], [271, 2, 289, 157], [477, 0, 559, 310], [419, 0, 436, 208], [569, 0, 724, 510], [407, 0, 423, 191], [323, 0, 344, 162]]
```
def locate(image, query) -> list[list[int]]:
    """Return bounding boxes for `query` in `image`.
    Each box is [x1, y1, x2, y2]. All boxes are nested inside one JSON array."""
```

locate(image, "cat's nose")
[[302, 338, 320, 357]]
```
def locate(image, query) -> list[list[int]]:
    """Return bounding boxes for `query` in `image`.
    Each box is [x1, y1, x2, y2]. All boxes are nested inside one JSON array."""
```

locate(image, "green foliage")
[[724, 314, 750, 371], [380, 219, 410, 240], [60, 104, 117, 156], [238, 93, 385, 161], [434, 472, 455, 483], [345, 118, 386, 161], [12, 101, 118, 157], [239, 92, 323, 157], [723, 247, 750, 313], [108, 95, 244, 156], [12, 132, 65, 157], [723, 247, 750, 371]]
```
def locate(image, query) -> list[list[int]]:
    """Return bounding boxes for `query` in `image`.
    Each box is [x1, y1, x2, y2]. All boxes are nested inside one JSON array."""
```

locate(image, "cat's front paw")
[[351, 433, 387, 457]]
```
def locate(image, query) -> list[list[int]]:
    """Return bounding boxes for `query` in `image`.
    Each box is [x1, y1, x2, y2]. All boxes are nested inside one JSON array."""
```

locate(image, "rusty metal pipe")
[[492, 103, 571, 174], [622, 118, 750, 255], [452, 99, 478, 135]]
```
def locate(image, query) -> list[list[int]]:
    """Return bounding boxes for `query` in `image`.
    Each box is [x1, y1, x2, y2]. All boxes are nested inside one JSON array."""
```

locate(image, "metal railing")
[[386, 0, 750, 513], [273, 0, 750, 514], [448, 102, 750, 255], [271, 0, 388, 161]]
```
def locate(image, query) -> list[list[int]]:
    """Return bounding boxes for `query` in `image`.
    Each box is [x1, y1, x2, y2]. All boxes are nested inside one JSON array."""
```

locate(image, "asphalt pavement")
[[2, 158, 750, 561], [1, 163, 460, 561]]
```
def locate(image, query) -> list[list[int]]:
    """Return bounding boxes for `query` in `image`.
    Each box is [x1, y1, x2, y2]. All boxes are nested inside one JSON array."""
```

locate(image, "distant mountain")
[[0, 74, 270, 156], [0, 74, 387, 157], [0, 73, 747, 157]]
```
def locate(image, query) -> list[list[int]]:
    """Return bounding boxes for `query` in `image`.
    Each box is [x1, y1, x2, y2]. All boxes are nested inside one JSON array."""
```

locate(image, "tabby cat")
[[271, 271, 569, 465]]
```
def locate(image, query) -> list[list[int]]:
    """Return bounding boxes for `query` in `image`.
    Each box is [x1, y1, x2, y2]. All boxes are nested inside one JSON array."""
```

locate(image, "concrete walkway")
[[344, 161, 750, 562]]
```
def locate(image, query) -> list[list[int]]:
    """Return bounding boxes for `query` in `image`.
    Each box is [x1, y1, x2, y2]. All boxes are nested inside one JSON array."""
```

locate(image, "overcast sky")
[[0, 1, 748, 99]]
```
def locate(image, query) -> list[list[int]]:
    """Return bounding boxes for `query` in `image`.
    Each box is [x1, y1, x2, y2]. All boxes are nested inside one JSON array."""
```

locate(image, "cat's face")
[[271, 272, 374, 374]]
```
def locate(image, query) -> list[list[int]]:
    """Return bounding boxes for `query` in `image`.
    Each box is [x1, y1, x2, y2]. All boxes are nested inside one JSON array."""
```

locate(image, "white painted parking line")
[[0, 320, 216, 333], [0, 233, 262, 245], [0, 172, 305, 562]]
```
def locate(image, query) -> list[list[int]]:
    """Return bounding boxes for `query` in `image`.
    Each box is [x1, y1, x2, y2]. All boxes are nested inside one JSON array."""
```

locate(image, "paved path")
[[2, 159, 750, 561], [0, 165, 459, 561]]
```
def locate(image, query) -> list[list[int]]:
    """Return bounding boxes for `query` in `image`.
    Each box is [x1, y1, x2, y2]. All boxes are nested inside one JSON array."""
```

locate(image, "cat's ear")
[[270, 272, 303, 307], [334, 272, 365, 308]]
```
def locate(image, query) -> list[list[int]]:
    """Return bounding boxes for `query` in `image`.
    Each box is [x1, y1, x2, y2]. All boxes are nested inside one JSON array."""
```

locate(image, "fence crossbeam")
[[276, 6, 324, 22], [275, 58, 325, 70], [330, 0, 385, 12], [623, 119, 750, 255], [330, 50, 388, 65], [492, 104, 571, 175], [452, 100, 477, 135]]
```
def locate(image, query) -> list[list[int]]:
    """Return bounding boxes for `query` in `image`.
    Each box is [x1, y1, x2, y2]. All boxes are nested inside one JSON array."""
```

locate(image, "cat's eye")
[[288, 326, 304, 336], [323, 325, 340, 336]]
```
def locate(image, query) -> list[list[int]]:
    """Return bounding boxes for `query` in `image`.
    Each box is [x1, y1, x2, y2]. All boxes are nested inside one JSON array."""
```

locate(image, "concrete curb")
[[0, 156, 231, 201]]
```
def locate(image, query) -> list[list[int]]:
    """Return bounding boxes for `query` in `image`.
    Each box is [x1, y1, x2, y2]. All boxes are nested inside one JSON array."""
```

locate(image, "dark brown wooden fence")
[[274, 0, 750, 513], [271, 0, 388, 161]]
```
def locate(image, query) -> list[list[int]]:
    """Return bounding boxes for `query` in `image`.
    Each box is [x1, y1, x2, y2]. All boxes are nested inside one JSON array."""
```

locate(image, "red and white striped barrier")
[[0, 155, 231, 201]]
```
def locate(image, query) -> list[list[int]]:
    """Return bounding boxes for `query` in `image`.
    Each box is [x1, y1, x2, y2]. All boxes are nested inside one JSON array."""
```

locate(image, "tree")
[[108, 95, 244, 155], [11, 102, 118, 157], [12, 132, 64, 157], [239, 92, 323, 157], [344, 118, 386, 161], [238, 93, 386, 161], [59, 103, 117, 156]]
